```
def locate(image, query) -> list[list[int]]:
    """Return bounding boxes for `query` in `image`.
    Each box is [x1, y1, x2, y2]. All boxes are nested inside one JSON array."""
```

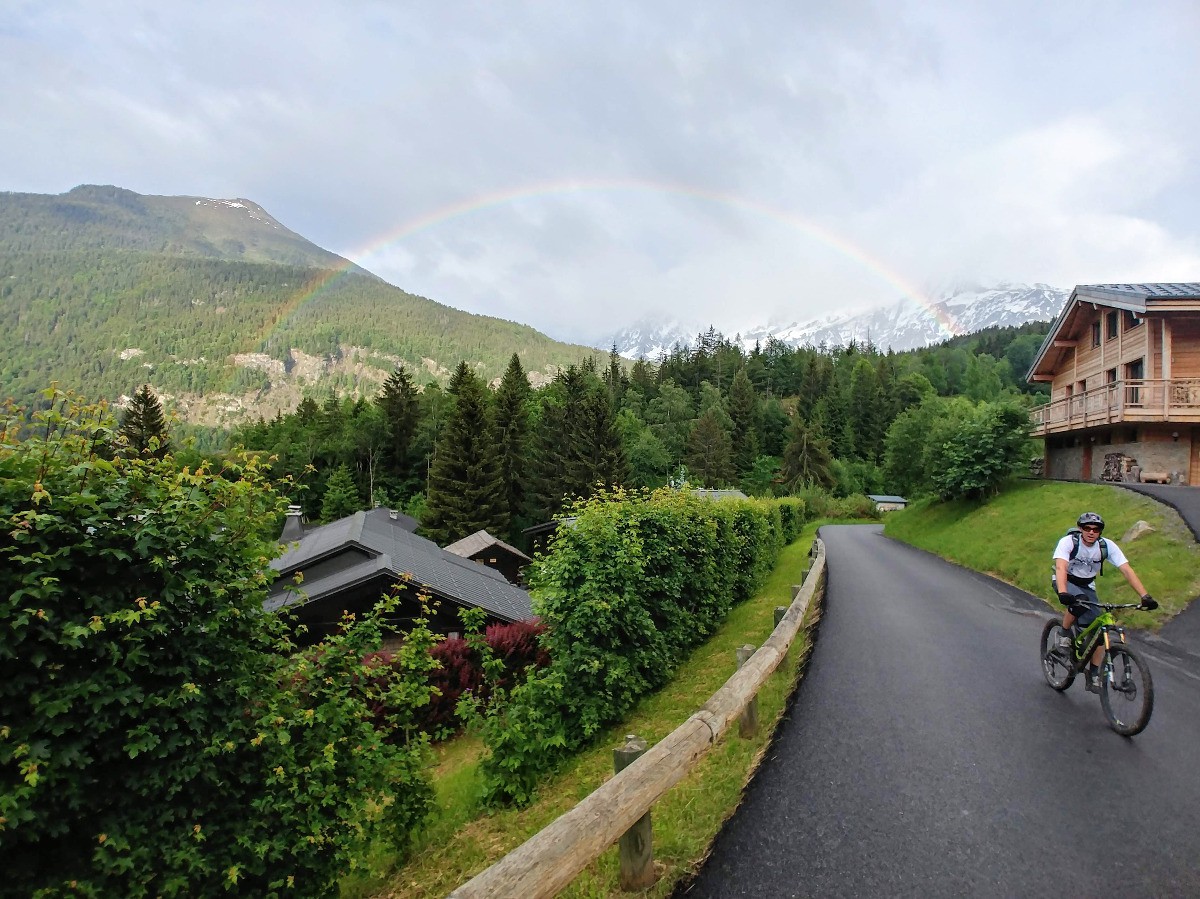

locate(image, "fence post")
[[774, 606, 787, 628], [614, 734, 655, 890], [736, 645, 759, 737]]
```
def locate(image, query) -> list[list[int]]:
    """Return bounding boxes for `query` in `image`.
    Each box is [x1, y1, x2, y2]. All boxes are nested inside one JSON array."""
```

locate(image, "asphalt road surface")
[[679, 524, 1200, 898]]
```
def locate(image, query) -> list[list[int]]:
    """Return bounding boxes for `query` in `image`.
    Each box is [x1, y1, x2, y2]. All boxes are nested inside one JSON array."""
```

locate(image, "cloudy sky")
[[3, 1, 1198, 344]]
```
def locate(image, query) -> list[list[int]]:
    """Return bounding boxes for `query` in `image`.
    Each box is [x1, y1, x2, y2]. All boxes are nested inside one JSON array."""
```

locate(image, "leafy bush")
[[929, 401, 1032, 500], [478, 488, 803, 805], [0, 393, 436, 897]]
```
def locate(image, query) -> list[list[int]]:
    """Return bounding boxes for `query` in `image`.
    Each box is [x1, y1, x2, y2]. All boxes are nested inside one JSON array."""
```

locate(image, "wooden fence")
[[447, 538, 827, 898]]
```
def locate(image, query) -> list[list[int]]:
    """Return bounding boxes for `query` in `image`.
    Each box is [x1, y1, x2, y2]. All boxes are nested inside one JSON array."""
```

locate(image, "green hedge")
[[1, 394, 436, 897], [478, 488, 808, 805]]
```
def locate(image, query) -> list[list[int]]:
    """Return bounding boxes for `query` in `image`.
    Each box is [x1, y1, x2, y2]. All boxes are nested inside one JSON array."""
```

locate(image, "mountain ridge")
[[606, 282, 1068, 358]]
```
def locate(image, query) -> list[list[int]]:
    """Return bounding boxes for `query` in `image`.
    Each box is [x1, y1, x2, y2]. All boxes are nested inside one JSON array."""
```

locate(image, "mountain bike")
[[1039, 599, 1155, 736]]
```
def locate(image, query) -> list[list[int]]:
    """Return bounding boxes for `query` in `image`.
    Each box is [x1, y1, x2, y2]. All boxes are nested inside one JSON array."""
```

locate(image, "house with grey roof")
[[867, 494, 908, 512], [268, 507, 533, 644], [1027, 284, 1200, 484], [444, 529, 532, 585]]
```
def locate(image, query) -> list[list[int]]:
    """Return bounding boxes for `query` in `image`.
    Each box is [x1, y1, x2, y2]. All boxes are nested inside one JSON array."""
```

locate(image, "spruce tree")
[[726, 368, 761, 475], [320, 464, 362, 523], [684, 407, 736, 487], [780, 415, 836, 492], [421, 362, 509, 545], [377, 365, 420, 490], [119, 384, 170, 458], [848, 357, 884, 462], [527, 366, 628, 521], [493, 353, 532, 542]]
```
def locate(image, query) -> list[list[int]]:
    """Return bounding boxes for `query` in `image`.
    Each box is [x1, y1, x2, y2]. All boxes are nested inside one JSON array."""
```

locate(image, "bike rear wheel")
[[1040, 618, 1075, 691], [1100, 645, 1154, 736]]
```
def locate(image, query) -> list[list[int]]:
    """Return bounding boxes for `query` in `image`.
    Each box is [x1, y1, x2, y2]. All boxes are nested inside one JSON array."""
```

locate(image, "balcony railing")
[[1031, 379, 1200, 435]]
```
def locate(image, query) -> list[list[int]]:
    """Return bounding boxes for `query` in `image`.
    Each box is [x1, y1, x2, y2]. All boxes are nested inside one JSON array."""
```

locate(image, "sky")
[[2, 1, 1199, 345]]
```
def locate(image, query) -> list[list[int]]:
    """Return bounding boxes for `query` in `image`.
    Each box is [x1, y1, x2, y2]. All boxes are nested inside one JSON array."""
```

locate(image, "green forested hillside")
[[0, 186, 601, 422]]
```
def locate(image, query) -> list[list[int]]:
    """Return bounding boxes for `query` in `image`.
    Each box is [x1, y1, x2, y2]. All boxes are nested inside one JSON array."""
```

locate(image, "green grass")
[[882, 479, 1200, 628], [342, 524, 831, 899]]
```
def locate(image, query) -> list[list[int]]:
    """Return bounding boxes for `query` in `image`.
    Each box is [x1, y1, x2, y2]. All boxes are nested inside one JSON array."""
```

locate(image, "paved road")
[[679, 524, 1200, 898]]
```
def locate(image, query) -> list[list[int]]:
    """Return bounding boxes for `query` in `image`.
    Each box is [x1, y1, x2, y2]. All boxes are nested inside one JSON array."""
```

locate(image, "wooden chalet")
[[1027, 283, 1200, 483]]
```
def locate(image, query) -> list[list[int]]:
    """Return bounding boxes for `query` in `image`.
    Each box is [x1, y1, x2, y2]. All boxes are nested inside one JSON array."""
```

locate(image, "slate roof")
[[267, 508, 532, 622], [444, 529, 532, 563], [867, 495, 907, 504]]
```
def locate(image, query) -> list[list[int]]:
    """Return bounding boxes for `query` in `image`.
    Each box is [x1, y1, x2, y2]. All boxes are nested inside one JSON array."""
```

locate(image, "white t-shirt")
[[1053, 534, 1127, 587]]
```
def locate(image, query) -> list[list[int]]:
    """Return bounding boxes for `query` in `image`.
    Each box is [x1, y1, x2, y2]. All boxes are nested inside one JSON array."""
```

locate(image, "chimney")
[[280, 504, 305, 542]]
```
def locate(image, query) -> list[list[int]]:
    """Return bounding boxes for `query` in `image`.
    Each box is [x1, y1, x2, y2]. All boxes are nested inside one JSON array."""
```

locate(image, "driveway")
[[1114, 481, 1200, 666]]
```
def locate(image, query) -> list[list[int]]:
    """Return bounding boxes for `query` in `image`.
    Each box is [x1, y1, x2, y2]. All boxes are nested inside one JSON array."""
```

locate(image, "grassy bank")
[[344, 524, 828, 899], [882, 479, 1200, 628]]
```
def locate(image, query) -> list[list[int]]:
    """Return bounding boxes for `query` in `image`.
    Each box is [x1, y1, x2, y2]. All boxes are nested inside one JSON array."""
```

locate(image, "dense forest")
[[232, 322, 1050, 549], [0, 186, 602, 420]]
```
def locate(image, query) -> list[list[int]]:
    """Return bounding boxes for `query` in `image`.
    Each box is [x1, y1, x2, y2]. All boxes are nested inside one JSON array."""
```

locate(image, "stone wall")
[[1044, 426, 1191, 482]]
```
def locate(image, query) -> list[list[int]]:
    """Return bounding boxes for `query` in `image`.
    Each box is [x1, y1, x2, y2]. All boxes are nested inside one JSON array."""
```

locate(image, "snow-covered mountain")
[[606, 283, 1068, 359]]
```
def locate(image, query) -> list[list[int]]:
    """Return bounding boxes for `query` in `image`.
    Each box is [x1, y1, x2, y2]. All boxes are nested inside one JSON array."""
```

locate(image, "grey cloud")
[[1, 0, 1198, 344]]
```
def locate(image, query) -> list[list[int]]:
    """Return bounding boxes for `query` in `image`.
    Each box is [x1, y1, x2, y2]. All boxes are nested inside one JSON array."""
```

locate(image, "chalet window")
[[1123, 310, 1142, 330], [1106, 311, 1119, 340], [1126, 358, 1145, 406], [1106, 368, 1117, 384], [1091, 321, 1101, 347]]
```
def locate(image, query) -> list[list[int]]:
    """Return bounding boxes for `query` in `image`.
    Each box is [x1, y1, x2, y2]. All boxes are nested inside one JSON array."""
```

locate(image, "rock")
[[1122, 520, 1155, 543]]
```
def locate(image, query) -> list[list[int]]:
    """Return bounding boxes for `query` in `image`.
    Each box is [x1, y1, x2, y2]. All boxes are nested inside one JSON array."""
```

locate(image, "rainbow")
[[263, 178, 961, 347]]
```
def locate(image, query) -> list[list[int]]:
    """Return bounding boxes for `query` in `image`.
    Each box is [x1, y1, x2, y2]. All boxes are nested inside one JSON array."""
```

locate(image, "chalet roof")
[[444, 529, 533, 563], [1027, 283, 1200, 383], [267, 508, 532, 622]]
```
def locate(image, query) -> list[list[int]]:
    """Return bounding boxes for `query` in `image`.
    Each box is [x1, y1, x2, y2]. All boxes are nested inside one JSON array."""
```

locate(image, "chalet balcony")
[[1031, 379, 1200, 436]]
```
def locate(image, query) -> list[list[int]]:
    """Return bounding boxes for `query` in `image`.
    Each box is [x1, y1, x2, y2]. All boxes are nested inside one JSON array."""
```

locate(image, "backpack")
[[1065, 527, 1108, 576]]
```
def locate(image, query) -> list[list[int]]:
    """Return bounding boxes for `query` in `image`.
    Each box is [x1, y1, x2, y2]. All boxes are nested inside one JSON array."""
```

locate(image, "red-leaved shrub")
[[366, 619, 549, 738]]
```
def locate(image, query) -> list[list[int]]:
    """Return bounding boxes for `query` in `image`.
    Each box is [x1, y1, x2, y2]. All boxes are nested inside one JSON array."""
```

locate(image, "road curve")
[[678, 524, 1200, 898]]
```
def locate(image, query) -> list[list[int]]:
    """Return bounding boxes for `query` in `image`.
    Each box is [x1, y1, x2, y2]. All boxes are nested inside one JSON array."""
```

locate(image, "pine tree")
[[119, 384, 170, 458], [421, 362, 509, 545], [493, 353, 532, 542]]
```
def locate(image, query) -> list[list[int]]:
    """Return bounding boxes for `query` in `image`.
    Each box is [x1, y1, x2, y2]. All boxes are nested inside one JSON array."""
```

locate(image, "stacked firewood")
[[1101, 452, 1134, 482]]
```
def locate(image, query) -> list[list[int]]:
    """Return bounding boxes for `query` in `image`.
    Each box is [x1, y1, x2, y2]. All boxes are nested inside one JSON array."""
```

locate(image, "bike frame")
[[1068, 600, 1139, 670]]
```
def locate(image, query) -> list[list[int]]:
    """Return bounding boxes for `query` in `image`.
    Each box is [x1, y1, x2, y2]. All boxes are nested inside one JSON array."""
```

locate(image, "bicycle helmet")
[[1077, 511, 1105, 532]]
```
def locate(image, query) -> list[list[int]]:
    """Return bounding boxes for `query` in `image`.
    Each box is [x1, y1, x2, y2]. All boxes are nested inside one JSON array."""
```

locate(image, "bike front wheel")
[[1040, 618, 1075, 692], [1100, 645, 1154, 736]]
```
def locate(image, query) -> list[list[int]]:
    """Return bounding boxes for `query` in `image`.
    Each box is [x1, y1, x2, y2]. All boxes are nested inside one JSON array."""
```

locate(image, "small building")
[[268, 507, 533, 644], [444, 529, 533, 585], [692, 488, 750, 501], [1026, 283, 1200, 484], [867, 494, 908, 512]]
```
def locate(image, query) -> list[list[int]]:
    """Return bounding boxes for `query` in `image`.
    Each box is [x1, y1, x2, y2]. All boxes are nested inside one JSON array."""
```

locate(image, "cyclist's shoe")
[[1085, 669, 1102, 693]]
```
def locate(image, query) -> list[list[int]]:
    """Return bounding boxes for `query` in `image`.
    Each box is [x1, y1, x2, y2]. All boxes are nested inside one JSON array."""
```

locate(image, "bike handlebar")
[[1068, 598, 1148, 611]]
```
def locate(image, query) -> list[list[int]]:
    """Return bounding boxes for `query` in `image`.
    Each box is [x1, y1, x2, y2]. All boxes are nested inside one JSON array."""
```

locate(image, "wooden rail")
[[1030, 378, 1200, 435], [447, 538, 827, 899]]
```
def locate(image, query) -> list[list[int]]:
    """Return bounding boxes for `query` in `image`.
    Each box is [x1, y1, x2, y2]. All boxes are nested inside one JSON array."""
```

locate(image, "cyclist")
[[1054, 512, 1155, 692]]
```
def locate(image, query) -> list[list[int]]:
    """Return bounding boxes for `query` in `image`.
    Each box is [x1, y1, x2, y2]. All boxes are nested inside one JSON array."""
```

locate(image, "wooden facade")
[[1027, 284, 1200, 485]]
